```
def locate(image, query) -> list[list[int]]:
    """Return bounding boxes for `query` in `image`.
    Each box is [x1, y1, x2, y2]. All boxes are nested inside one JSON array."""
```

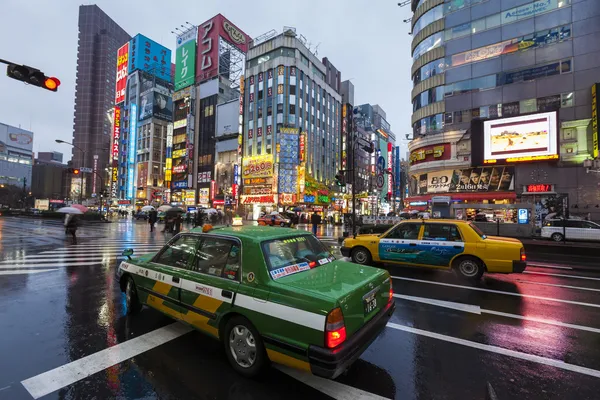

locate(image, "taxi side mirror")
[[122, 248, 134, 260]]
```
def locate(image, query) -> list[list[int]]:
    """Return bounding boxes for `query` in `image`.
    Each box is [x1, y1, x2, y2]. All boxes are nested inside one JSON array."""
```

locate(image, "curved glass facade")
[[413, 113, 444, 136], [413, 86, 445, 112], [413, 31, 444, 61], [413, 58, 445, 85], [413, 5, 444, 36]]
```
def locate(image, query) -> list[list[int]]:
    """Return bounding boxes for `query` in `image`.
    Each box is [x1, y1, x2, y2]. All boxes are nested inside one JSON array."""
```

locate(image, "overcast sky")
[[1, 0, 413, 160]]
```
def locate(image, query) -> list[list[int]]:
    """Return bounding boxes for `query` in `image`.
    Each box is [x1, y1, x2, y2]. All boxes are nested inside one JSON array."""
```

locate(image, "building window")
[[561, 92, 574, 108]]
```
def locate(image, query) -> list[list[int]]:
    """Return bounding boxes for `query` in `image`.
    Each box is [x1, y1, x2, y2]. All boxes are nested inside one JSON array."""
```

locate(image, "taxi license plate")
[[363, 289, 378, 315]]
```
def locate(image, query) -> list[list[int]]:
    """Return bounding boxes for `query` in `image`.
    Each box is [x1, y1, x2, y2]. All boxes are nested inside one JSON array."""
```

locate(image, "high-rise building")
[[408, 0, 600, 220], [72, 5, 130, 199], [241, 28, 342, 218]]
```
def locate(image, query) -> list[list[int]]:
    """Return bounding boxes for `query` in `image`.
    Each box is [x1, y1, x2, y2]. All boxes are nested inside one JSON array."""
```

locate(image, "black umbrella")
[[165, 207, 185, 217]]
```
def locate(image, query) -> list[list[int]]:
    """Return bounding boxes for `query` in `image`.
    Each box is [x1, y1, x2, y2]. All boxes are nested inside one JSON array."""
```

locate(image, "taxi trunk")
[[274, 260, 392, 337]]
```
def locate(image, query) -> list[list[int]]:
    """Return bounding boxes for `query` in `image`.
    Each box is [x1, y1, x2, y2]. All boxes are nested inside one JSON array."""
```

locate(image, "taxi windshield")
[[261, 235, 334, 279], [468, 222, 487, 239]]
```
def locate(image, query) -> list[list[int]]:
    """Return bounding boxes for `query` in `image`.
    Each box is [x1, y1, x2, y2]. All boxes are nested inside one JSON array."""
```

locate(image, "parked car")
[[117, 225, 395, 379], [341, 219, 526, 280], [541, 219, 600, 242], [257, 214, 291, 227]]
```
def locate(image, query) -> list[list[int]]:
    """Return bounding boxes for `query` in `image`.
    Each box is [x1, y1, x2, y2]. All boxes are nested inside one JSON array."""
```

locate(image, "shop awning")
[[406, 192, 516, 203]]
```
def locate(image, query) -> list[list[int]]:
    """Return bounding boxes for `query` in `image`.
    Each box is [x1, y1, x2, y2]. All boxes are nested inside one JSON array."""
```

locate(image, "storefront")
[[241, 194, 277, 220]]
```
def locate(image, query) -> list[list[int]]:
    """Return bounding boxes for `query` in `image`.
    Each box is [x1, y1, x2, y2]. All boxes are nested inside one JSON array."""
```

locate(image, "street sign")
[[80, 167, 93, 173], [376, 173, 384, 189], [377, 156, 385, 172]]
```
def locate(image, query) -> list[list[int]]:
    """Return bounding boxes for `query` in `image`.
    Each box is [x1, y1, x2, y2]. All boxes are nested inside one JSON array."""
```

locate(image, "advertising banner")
[[242, 194, 277, 204], [175, 39, 197, 91], [423, 167, 515, 194], [139, 91, 173, 121], [127, 104, 138, 199], [128, 34, 171, 81], [115, 42, 129, 104], [196, 14, 250, 82], [242, 155, 273, 178], [1, 126, 33, 153], [409, 143, 451, 165], [137, 162, 148, 187], [593, 83, 599, 159], [501, 0, 558, 25], [483, 111, 558, 163]]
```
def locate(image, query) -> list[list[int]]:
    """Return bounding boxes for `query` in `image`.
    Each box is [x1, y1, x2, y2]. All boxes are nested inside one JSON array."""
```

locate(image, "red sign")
[[243, 195, 275, 204], [196, 14, 251, 82], [213, 199, 225, 205], [409, 143, 451, 165], [112, 107, 121, 164], [232, 183, 238, 200], [388, 142, 393, 196], [115, 42, 129, 104], [299, 133, 305, 162], [526, 184, 552, 193], [118, 200, 130, 205]]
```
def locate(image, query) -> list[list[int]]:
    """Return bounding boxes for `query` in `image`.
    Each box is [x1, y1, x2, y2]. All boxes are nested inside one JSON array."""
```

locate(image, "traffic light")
[[66, 168, 80, 174], [335, 171, 345, 187], [6, 63, 61, 92]]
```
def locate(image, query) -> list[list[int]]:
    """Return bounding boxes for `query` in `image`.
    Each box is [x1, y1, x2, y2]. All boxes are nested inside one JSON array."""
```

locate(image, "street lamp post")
[[56, 139, 86, 204]]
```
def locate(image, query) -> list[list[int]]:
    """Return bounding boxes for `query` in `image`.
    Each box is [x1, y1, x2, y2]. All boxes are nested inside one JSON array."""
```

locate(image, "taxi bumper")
[[513, 260, 527, 273], [340, 247, 352, 257], [307, 299, 395, 379]]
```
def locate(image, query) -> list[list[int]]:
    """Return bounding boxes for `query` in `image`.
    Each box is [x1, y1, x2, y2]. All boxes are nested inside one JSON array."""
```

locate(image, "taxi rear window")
[[468, 222, 487, 239], [261, 235, 334, 280]]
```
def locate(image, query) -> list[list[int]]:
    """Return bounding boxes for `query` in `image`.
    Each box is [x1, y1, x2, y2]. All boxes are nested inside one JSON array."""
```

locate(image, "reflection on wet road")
[[1, 217, 600, 399]]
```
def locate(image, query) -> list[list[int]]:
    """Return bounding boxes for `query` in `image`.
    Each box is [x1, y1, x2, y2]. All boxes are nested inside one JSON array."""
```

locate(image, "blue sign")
[[128, 34, 172, 82], [518, 209, 529, 224], [304, 195, 315, 203], [126, 103, 138, 199], [233, 164, 239, 185], [173, 181, 187, 189], [187, 206, 197, 212], [377, 156, 385, 172]]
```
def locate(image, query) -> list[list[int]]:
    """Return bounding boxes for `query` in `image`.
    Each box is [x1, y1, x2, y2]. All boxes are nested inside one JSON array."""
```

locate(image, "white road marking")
[[527, 262, 573, 270], [36, 246, 162, 255], [514, 279, 600, 293], [17, 251, 159, 259], [396, 294, 600, 334], [394, 294, 481, 314], [392, 276, 600, 309], [21, 322, 193, 399], [0, 261, 114, 270], [275, 365, 391, 400], [0, 269, 57, 276], [387, 322, 600, 379], [524, 271, 600, 282]]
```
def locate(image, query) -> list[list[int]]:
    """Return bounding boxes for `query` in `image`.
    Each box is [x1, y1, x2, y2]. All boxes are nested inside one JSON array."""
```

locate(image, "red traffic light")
[[73, 169, 80, 175], [43, 77, 60, 91]]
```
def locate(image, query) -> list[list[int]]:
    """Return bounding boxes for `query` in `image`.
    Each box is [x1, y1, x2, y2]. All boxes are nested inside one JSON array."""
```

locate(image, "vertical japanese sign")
[[175, 27, 197, 91], [115, 43, 129, 104], [127, 104, 138, 199], [128, 34, 171, 81], [165, 123, 173, 184], [232, 164, 239, 200], [111, 106, 121, 198], [592, 83, 599, 159], [238, 75, 245, 157], [92, 155, 98, 196], [387, 142, 393, 197], [299, 133, 306, 162]]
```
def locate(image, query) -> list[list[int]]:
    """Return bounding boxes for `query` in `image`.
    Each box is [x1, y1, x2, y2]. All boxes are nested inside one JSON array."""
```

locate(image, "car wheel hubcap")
[[460, 260, 479, 277], [553, 234, 562, 241], [355, 251, 367, 264], [229, 325, 256, 368]]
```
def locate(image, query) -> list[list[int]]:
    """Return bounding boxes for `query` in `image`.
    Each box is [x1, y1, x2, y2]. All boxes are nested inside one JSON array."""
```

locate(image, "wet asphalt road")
[[1, 217, 600, 399]]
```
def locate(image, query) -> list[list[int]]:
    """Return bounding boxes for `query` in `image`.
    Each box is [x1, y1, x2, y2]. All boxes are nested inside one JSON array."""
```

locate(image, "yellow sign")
[[410, 145, 446, 163], [242, 155, 273, 178], [342, 106, 347, 118], [593, 84, 599, 158], [297, 164, 305, 194], [173, 149, 187, 158]]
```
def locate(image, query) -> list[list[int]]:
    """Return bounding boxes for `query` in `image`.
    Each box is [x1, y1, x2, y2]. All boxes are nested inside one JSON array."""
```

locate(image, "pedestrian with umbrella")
[[58, 207, 83, 244]]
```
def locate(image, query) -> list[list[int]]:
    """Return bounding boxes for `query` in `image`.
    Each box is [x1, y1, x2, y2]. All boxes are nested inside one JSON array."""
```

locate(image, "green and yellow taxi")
[[341, 219, 526, 280], [117, 225, 395, 379]]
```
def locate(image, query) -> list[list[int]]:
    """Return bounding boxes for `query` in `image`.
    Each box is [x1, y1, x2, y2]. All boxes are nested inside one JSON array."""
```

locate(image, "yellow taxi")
[[340, 220, 526, 280]]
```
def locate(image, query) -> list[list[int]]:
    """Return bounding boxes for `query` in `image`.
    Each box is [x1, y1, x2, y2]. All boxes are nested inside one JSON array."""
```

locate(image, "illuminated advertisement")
[[387, 142, 393, 196], [238, 75, 244, 157], [165, 123, 173, 183], [139, 91, 173, 121], [127, 104, 138, 199], [483, 111, 558, 164], [242, 195, 277, 205], [198, 188, 210, 205], [196, 14, 250, 82], [593, 83, 599, 158], [233, 163, 239, 200], [299, 133, 306, 162], [111, 106, 121, 197], [416, 167, 515, 195], [409, 143, 451, 165], [175, 27, 197, 91], [128, 34, 172, 82], [242, 155, 273, 178], [115, 42, 129, 104]]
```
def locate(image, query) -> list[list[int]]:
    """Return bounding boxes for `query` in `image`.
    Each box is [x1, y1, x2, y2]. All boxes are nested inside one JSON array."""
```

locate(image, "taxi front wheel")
[[453, 256, 484, 280], [351, 247, 372, 265], [125, 277, 142, 315], [224, 316, 268, 378]]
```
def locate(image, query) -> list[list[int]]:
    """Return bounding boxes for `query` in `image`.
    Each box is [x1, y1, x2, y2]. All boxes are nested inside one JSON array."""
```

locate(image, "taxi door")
[[377, 222, 424, 265], [178, 235, 241, 338], [418, 223, 465, 269], [144, 234, 201, 319]]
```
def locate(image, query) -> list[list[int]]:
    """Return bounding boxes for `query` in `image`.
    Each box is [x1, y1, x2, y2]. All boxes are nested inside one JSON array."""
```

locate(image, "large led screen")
[[483, 111, 558, 164]]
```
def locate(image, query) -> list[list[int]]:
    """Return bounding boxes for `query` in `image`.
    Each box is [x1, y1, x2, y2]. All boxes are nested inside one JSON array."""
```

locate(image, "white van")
[[541, 219, 600, 242]]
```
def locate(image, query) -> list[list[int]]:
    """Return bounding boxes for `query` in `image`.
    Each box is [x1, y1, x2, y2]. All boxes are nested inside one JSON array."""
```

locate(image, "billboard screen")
[[129, 34, 172, 82], [593, 83, 599, 159], [139, 91, 173, 121], [115, 43, 129, 104], [175, 28, 197, 91], [483, 111, 558, 164], [127, 104, 138, 199], [242, 155, 273, 179], [416, 167, 515, 195], [196, 14, 250, 82]]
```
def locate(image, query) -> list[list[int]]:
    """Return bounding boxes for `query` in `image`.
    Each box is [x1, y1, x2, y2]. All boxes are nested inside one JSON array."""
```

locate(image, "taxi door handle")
[[453, 245, 462, 249], [222, 290, 233, 299], [409, 243, 417, 246], [172, 276, 180, 283]]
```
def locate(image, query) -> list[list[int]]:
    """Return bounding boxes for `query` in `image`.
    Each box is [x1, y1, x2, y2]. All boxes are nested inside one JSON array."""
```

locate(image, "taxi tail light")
[[389, 285, 394, 303], [309, 261, 317, 268], [325, 307, 346, 348], [520, 247, 526, 262]]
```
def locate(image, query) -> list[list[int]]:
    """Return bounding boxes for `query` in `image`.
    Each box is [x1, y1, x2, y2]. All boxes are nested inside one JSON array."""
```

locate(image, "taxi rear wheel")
[[351, 247, 372, 265], [551, 232, 564, 242], [454, 256, 484, 280], [280, 222, 285, 227], [125, 277, 142, 314], [224, 316, 268, 377]]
